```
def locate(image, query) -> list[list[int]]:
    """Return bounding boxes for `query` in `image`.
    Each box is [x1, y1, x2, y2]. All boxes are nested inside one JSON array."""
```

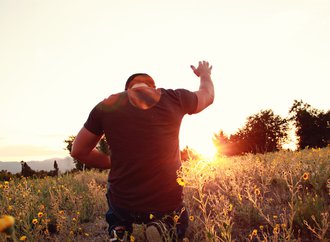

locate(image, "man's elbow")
[[208, 92, 215, 106], [70, 150, 80, 160], [70, 147, 85, 161]]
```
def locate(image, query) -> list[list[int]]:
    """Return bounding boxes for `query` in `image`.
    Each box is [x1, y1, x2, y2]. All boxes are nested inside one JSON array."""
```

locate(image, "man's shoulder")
[[161, 88, 192, 94], [98, 91, 128, 110], [161, 88, 196, 98], [159, 88, 197, 114]]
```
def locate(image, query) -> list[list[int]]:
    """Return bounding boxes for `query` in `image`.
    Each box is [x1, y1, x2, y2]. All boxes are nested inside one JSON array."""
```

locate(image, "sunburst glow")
[[194, 142, 218, 160]]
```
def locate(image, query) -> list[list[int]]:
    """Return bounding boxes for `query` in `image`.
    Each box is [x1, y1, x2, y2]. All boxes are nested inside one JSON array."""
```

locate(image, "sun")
[[180, 126, 219, 161], [193, 142, 218, 160]]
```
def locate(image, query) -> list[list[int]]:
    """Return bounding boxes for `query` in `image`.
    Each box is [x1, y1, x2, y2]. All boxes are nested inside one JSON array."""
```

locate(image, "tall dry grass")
[[181, 147, 329, 241], [0, 147, 329, 241]]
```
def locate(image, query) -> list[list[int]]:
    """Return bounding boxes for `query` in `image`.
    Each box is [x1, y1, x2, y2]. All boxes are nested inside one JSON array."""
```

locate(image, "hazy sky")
[[0, 0, 329, 161]]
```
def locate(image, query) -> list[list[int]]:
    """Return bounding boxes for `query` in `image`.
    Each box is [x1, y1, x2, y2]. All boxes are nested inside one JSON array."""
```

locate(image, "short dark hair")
[[125, 73, 155, 90]]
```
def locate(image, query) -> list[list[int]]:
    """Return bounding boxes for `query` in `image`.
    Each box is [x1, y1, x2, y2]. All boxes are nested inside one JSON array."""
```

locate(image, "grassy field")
[[0, 147, 329, 241]]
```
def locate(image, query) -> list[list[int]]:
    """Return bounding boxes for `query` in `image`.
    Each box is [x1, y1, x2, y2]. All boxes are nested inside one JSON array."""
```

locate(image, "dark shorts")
[[105, 190, 189, 240]]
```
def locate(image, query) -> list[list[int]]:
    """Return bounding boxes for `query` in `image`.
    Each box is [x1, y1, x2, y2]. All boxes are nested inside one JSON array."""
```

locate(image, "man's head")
[[125, 73, 156, 90]]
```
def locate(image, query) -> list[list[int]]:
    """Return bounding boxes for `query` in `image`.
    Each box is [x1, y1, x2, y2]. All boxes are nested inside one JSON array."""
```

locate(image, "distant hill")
[[0, 156, 75, 174]]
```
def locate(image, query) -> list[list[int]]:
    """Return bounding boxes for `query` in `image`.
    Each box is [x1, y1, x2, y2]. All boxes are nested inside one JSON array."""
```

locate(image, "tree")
[[212, 130, 231, 156], [64, 136, 84, 170], [64, 135, 110, 170], [53, 160, 59, 176], [240, 110, 288, 154], [289, 100, 330, 149], [21, 161, 35, 177], [97, 136, 111, 155], [180, 146, 200, 161], [0, 170, 13, 181], [214, 110, 288, 156]]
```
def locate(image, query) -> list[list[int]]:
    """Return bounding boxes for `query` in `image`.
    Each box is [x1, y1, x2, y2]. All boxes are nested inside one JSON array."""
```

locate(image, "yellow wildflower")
[[238, 193, 243, 202], [259, 225, 264, 230], [130, 235, 135, 242], [32, 218, 38, 225], [38, 212, 43, 218], [4, 181, 9, 186], [189, 215, 194, 221], [273, 225, 280, 234], [0, 215, 15, 233], [176, 177, 185, 187], [72, 218, 77, 222], [20, 235, 27, 241], [273, 215, 278, 219], [254, 188, 261, 196], [84, 233, 89, 237], [303, 172, 309, 181], [252, 229, 258, 236], [8, 206, 13, 211], [228, 204, 233, 212], [149, 214, 154, 220], [59, 210, 65, 215], [173, 215, 180, 223]]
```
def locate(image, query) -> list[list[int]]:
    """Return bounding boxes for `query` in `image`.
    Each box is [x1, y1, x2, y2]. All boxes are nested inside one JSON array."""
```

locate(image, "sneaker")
[[145, 221, 168, 242], [110, 226, 128, 242]]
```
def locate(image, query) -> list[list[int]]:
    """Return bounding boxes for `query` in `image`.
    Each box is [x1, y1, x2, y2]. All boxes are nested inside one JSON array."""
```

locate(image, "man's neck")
[[131, 83, 149, 89], [127, 85, 161, 110]]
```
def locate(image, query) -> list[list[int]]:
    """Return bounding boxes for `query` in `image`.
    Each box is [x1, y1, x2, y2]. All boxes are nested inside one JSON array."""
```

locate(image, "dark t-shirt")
[[84, 88, 198, 212]]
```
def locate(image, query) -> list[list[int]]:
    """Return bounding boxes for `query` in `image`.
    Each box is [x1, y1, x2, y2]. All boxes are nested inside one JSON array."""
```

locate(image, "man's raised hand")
[[190, 61, 212, 77]]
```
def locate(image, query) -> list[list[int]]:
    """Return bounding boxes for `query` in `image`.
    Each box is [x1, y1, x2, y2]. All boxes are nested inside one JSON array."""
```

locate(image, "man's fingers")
[[202, 61, 212, 73], [190, 65, 200, 77], [191, 61, 212, 76]]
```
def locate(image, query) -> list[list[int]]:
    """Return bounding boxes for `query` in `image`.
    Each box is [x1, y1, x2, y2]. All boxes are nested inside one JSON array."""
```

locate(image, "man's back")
[[71, 61, 214, 240], [84, 87, 198, 212]]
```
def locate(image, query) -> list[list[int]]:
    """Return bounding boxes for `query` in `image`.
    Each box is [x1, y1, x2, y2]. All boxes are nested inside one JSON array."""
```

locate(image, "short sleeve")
[[84, 103, 104, 135], [174, 89, 198, 115]]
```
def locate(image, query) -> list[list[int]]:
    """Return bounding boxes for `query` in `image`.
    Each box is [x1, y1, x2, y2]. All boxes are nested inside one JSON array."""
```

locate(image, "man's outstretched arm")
[[191, 61, 215, 113], [71, 127, 111, 169]]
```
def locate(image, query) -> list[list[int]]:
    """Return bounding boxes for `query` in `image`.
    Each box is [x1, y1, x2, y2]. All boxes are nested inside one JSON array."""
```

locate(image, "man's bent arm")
[[71, 127, 111, 169], [191, 61, 215, 113]]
